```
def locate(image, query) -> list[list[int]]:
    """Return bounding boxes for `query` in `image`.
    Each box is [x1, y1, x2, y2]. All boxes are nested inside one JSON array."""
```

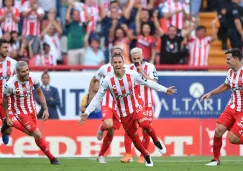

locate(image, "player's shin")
[[142, 130, 150, 150], [213, 135, 222, 161], [124, 132, 132, 154], [98, 131, 114, 157], [35, 137, 55, 160]]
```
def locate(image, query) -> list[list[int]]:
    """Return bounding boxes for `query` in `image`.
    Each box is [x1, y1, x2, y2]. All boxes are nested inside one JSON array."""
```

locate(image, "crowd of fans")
[[0, 0, 227, 67]]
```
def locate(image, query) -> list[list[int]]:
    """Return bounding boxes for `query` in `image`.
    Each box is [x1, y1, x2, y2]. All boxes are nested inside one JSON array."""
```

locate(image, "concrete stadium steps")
[[199, 12, 226, 66]]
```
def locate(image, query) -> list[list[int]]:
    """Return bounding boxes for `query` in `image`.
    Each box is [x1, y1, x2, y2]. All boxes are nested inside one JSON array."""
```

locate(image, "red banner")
[[0, 119, 200, 157], [201, 119, 242, 156]]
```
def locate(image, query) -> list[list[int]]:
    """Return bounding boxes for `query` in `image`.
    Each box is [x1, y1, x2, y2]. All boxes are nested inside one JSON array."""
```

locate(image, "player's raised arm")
[[78, 79, 108, 126], [200, 83, 230, 101], [134, 71, 176, 95]]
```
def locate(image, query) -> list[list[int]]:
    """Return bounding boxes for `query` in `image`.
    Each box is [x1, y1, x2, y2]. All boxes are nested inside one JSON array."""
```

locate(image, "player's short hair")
[[15, 61, 28, 72], [41, 71, 50, 79], [110, 46, 123, 54], [111, 53, 124, 60], [0, 38, 9, 48], [225, 48, 242, 60], [131, 47, 143, 55]]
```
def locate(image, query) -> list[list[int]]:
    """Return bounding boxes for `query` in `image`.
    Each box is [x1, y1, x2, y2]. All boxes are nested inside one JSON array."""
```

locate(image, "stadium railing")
[[29, 65, 228, 71]]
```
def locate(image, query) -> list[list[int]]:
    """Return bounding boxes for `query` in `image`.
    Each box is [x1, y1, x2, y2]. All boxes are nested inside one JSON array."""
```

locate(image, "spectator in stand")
[[188, 23, 217, 66], [2, 31, 17, 58], [0, 0, 20, 33], [100, 0, 126, 63], [58, 0, 69, 34], [162, 0, 191, 31], [34, 43, 54, 66], [34, 71, 61, 119], [224, 0, 243, 49], [18, 36, 34, 63], [154, 11, 190, 64], [81, 81, 101, 119], [134, 7, 156, 63], [65, 2, 86, 65], [10, 31, 20, 50], [109, 24, 131, 64], [22, 0, 44, 55], [41, 9, 62, 64], [83, 25, 105, 66]]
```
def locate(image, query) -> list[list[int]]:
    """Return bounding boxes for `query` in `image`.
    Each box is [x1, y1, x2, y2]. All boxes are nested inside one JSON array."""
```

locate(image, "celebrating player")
[[120, 47, 159, 163], [3, 61, 59, 165], [78, 54, 176, 167], [201, 48, 243, 166], [88, 46, 123, 163]]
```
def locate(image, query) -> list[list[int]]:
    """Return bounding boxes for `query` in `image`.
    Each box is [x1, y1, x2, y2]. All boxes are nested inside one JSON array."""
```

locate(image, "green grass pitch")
[[0, 156, 242, 171]]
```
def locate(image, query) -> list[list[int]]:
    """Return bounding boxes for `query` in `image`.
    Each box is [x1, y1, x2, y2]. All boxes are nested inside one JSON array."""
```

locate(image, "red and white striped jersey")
[[0, 7, 20, 32], [0, 57, 17, 103], [225, 67, 243, 112], [162, 0, 189, 30], [188, 36, 211, 66], [35, 54, 53, 66], [85, 69, 167, 118], [22, 7, 44, 36], [129, 62, 158, 108], [4, 73, 40, 115], [94, 64, 116, 110]]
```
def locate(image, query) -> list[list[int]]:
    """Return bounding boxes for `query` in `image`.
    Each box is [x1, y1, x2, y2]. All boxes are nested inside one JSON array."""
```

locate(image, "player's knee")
[[215, 125, 227, 137], [104, 120, 113, 129], [32, 129, 42, 140], [228, 132, 240, 144]]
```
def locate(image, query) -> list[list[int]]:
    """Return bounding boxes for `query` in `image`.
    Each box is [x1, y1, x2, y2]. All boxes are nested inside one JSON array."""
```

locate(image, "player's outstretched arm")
[[36, 88, 49, 121], [200, 83, 230, 101]]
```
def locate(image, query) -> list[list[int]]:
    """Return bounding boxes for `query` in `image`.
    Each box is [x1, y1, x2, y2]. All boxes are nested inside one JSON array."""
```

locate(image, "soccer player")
[[0, 38, 19, 144], [3, 61, 59, 165], [201, 48, 243, 166], [78, 54, 176, 167], [88, 46, 123, 163], [120, 47, 160, 163]]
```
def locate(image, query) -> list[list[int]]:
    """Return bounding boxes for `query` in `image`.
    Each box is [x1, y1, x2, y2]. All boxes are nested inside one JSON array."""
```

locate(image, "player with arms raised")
[[79, 54, 176, 167], [201, 48, 243, 166], [3, 61, 59, 165]]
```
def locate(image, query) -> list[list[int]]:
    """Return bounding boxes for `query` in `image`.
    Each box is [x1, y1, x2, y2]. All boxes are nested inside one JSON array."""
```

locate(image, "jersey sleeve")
[[3, 82, 13, 97], [31, 75, 41, 89], [148, 65, 158, 81], [232, 8, 241, 20], [225, 70, 231, 85], [133, 71, 167, 93], [84, 78, 108, 115], [94, 65, 105, 80]]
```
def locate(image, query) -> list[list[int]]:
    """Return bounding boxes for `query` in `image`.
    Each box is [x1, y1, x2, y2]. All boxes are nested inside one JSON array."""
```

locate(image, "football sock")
[[124, 132, 132, 154], [35, 137, 55, 160], [99, 131, 114, 156], [213, 135, 222, 161]]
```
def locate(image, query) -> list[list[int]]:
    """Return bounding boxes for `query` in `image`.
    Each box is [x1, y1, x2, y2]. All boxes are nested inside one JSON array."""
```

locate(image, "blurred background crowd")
[[0, 0, 243, 68]]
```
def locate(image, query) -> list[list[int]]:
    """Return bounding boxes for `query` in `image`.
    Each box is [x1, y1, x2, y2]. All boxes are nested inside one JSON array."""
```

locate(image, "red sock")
[[35, 137, 55, 160], [100, 123, 105, 131], [99, 132, 113, 156], [12, 121, 26, 133], [139, 120, 158, 143], [142, 131, 150, 150], [128, 132, 149, 156], [124, 132, 132, 154], [213, 135, 222, 161]]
